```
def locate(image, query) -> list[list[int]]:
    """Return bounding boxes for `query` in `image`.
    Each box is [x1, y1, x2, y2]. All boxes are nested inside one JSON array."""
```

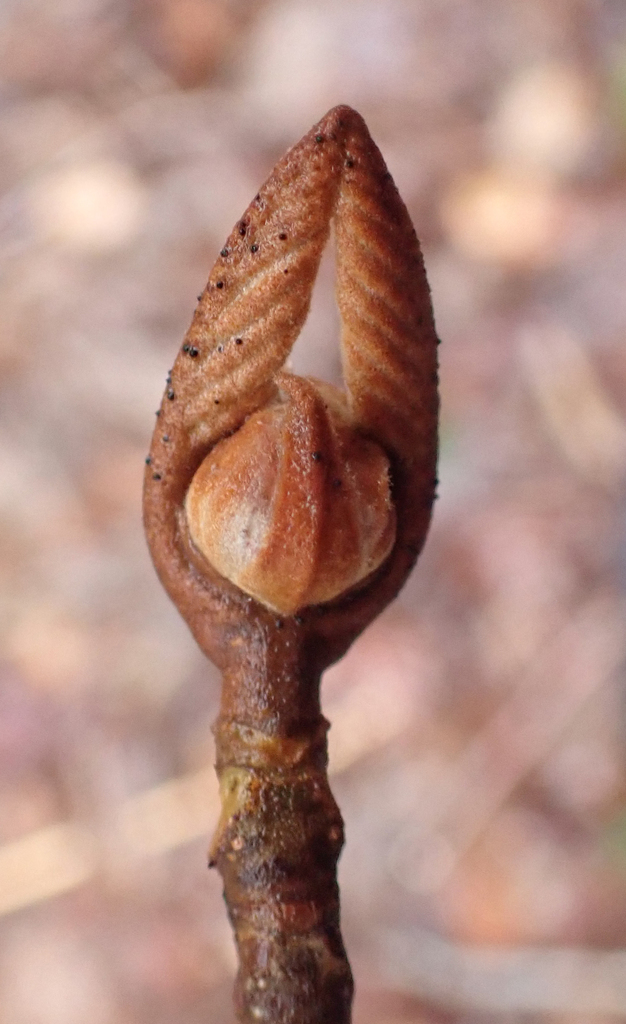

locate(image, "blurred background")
[[1, 1, 626, 1022]]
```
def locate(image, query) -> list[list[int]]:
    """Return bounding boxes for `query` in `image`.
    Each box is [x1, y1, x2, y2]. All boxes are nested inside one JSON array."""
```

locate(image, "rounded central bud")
[[184, 375, 396, 615]]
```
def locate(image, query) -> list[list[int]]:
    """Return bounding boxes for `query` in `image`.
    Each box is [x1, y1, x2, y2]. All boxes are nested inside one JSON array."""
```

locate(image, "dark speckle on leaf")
[[220, 248, 229, 257], [189, 347, 199, 357], [152, 472, 162, 481], [250, 244, 258, 253], [312, 451, 322, 461], [167, 389, 175, 400], [145, 456, 151, 465], [216, 281, 224, 289], [235, 338, 243, 345], [315, 134, 324, 143]]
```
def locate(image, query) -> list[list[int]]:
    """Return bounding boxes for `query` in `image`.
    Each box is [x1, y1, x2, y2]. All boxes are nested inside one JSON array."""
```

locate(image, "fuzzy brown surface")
[[184, 375, 396, 614]]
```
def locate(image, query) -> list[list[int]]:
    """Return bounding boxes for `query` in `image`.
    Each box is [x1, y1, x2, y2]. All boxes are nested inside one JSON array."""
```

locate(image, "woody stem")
[[210, 630, 353, 1024]]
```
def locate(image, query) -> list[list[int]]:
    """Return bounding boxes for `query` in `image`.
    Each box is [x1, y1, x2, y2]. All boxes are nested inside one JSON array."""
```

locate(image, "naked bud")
[[143, 105, 439, 1024], [185, 374, 395, 615], [144, 104, 439, 645]]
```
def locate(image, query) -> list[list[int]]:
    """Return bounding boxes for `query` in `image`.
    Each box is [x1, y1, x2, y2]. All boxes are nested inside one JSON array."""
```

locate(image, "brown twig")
[[143, 105, 438, 1024]]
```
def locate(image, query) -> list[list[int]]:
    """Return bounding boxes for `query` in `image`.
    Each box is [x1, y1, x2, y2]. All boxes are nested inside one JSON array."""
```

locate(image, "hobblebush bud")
[[143, 104, 439, 1024]]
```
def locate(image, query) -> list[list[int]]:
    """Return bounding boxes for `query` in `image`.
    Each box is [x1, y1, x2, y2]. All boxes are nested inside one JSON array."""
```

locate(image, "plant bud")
[[185, 374, 396, 615]]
